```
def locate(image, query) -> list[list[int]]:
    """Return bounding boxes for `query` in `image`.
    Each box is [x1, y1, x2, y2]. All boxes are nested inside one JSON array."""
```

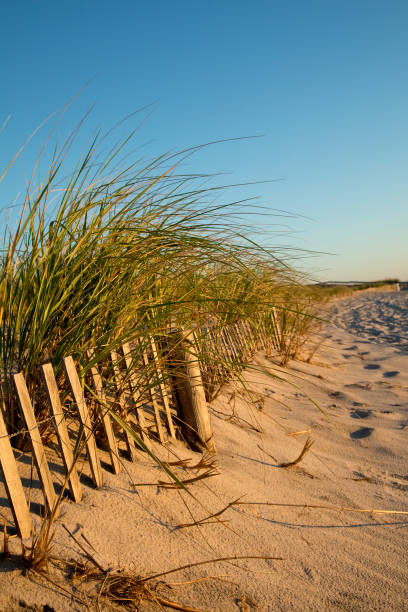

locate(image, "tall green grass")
[[0, 116, 312, 447]]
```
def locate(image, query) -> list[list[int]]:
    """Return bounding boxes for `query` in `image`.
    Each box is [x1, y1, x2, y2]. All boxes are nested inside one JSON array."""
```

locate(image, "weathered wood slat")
[[217, 328, 230, 364], [62, 356, 103, 488], [110, 350, 138, 462], [139, 339, 166, 444], [259, 320, 271, 352], [13, 373, 57, 514], [220, 328, 232, 361], [87, 351, 121, 475], [222, 328, 237, 361], [41, 363, 83, 502], [242, 320, 256, 352], [233, 324, 244, 356], [121, 342, 152, 451], [175, 329, 215, 452], [0, 409, 32, 539], [230, 326, 244, 362], [208, 328, 228, 377], [237, 321, 251, 358], [239, 323, 250, 357], [271, 307, 282, 351], [149, 336, 176, 439]]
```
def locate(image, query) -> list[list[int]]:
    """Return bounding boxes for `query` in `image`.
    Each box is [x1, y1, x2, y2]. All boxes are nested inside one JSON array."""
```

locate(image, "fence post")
[[0, 408, 32, 539], [121, 342, 152, 451], [139, 340, 166, 444], [41, 363, 83, 501], [149, 335, 176, 439], [14, 373, 58, 514], [110, 350, 139, 461], [63, 356, 104, 488], [87, 351, 121, 475], [173, 329, 216, 453], [272, 307, 282, 351]]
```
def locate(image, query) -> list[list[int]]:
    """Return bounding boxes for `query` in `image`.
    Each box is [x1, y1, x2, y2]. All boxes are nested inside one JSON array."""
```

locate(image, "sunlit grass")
[[0, 113, 318, 451]]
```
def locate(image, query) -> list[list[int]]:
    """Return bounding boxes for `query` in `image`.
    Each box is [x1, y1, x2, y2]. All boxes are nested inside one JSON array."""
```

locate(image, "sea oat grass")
[[0, 114, 320, 461]]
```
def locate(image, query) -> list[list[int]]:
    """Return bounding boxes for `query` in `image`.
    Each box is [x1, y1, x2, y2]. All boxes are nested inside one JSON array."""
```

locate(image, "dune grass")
[[3, 113, 402, 612], [0, 115, 321, 457]]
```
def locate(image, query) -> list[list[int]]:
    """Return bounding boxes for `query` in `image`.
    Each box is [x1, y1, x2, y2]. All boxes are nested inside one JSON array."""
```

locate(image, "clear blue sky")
[[1, 0, 407, 281]]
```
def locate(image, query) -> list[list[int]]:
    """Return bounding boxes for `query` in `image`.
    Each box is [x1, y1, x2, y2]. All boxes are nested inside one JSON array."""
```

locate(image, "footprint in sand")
[[350, 409, 372, 419], [329, 390, 347, 399], [364, 363, 381, 370], [350, 427, 374, 439], [352, 470, 374, 482], [303, 566, 315, 581], [344, 345, 358, 351], [383, 371, 399, 378], [345, 382, 373, 390], [389, 474, 408, 492]]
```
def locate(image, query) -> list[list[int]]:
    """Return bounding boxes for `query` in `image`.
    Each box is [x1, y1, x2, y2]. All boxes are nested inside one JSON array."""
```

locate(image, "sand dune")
[[1, 291, 407, 610]]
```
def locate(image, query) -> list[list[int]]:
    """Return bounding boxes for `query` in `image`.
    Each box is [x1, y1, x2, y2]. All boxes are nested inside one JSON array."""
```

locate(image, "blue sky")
[[1, 0, 407, 280]]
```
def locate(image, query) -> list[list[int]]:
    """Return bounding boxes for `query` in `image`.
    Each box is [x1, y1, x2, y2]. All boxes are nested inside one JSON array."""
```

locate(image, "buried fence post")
[[173, 329, 216, 453]]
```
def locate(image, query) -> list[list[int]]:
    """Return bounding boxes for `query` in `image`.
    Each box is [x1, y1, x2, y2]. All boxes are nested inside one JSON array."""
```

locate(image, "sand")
[[0, 291, 407, 611]]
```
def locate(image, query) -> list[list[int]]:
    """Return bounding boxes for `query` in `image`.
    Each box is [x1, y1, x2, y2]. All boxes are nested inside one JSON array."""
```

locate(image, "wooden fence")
[[0, 315, 280, 539]]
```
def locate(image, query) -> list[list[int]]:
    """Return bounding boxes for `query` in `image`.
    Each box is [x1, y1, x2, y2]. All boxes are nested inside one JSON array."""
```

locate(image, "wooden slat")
[[0, 409, 32, 539], [212, 327, 230, 372], [175, 329, 215, 452], [139, 339, 166, 444], [242, 320, 256, 351], [110, 350, 138, 462], [149, 336, 176, 439], [121, 342, 152, 451], [13, 373, 57, 514], [41, 363, 83, 502], [259, 320, 270, 352], [62, 356, 103, 488], [223, 328, 238, 361], [272, 307, 282, 351], [214, 327, 229, 372], [218, 328, 231, 363], [208, 328, 227, 377], [230, 326, 242, 359], [234, 323, 248, 362], [237, 321, 251, 358], [230, 326, 244, 362], [87, 351, 121, 475]]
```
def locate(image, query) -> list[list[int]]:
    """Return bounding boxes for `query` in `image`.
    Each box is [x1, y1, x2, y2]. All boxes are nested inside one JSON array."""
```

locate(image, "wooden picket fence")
[[196, 314, 281, 400], [0, 315, 281, 540]]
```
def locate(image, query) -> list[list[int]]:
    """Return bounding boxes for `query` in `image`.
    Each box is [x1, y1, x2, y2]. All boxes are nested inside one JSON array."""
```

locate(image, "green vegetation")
[[0, 118, 321, 448]]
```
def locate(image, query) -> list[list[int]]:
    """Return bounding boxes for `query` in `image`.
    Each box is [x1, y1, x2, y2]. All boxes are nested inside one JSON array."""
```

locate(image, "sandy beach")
[[1, 290, 407, 611], [2, 2, 407, 609]]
